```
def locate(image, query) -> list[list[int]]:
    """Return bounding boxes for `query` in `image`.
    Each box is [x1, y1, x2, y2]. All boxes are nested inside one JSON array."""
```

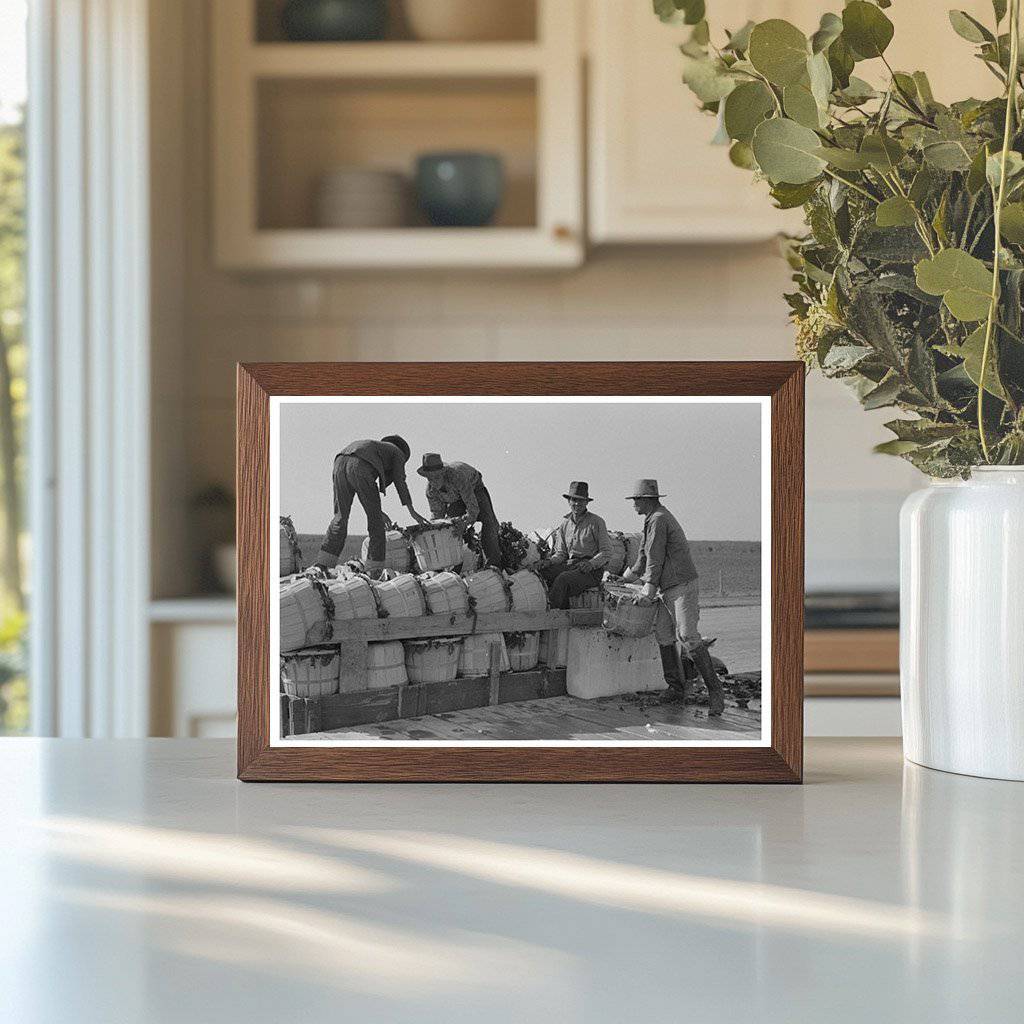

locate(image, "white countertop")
[[1, 738, 1021, 1023]]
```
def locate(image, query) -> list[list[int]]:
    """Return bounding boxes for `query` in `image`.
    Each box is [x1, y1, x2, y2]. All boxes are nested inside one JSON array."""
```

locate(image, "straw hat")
[[563, 481, 593, 502], [626, 479, 666, 499]]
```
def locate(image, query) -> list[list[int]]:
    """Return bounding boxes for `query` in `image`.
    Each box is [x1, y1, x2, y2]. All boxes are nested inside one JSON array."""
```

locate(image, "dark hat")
[[563, 481, 593, 502], [627, 479, 666, 499], [417, 452, 445, 477], [381, 434, 410, 460]]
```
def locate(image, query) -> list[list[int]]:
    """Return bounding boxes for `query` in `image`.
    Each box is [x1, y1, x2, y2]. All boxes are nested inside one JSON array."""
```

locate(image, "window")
[[0, 0, 28, 734]]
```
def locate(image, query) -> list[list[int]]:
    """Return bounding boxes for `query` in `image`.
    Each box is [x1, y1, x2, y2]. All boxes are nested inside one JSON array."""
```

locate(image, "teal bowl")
[[415, 152, 505, 228], [281, 0, 388, 42]]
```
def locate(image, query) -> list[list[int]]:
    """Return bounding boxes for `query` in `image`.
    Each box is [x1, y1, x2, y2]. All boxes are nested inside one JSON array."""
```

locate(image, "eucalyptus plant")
[[659, 0, 1024, 475]]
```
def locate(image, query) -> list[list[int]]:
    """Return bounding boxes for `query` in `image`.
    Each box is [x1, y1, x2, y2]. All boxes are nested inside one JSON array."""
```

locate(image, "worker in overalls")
[[314, 436, 428, 573], [418, 453, 502, 567], [621, 479, 725, 714], [537, 481, 613, 609]]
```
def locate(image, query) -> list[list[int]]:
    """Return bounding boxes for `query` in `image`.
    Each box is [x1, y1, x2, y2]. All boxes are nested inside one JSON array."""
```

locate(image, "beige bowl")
[[404, 0, 534, 42]]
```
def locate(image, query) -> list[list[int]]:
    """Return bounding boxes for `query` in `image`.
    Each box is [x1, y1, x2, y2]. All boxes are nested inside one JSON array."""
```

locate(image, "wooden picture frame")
[[237, 362, 804, 782]]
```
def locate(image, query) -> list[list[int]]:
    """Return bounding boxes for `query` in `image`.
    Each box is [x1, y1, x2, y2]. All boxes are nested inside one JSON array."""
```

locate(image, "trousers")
[[319, 455, 387, 564], [654, 578, 702, 647], [538, 561, 604, 610]]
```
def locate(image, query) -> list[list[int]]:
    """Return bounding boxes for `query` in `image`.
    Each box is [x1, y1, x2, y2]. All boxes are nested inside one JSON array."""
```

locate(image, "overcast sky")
[[277, 399, 763, 541]]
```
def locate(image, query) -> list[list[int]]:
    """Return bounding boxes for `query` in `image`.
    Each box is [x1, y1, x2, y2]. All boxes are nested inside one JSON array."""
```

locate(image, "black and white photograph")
[[271, 396, 769, 745]]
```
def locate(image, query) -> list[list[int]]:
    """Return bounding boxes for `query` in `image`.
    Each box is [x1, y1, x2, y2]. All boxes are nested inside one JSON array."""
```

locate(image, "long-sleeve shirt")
[[551, 510, 614, 567], [426, 461, 483, 520], [339, 439, 412, 507], [629, 504, 698, 590]]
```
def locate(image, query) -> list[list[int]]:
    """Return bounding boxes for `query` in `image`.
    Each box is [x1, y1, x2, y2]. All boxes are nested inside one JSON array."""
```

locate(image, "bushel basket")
[[602, 583, 658, 638], [409, 523, 465, 571]]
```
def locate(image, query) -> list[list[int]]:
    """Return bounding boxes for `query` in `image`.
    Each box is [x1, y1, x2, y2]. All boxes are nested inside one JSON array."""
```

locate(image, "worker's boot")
[[658, 645, 686, 704], [363, 559, 386, 581], [690, 641, 725, 716]]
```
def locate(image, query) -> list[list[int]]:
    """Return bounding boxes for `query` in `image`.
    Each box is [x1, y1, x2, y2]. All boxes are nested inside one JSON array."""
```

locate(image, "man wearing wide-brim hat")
[[620, 479, 725, 714], [418, 453, 502, 566], [537, 481, 614, 609], [314, 436, 429, 573]]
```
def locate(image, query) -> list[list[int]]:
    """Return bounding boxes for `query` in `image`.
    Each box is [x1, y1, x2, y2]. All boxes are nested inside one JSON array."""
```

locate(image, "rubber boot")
[[690, 641, 725, 716], [658, 644, 686, 704]]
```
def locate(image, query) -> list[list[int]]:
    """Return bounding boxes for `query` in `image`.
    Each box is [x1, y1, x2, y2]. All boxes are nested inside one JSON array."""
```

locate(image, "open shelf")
[[212, 0, 582, 268]]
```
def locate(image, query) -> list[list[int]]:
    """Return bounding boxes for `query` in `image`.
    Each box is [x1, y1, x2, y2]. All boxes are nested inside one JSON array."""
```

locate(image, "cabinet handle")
[[552, 224, 574, 241]]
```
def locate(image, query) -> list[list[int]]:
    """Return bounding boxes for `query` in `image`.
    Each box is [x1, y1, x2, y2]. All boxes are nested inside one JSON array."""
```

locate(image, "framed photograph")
[[237, 362, 804, 782]]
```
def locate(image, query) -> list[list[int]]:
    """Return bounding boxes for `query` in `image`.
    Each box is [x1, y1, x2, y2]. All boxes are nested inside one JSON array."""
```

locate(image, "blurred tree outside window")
[[0, 0, 28, 734]]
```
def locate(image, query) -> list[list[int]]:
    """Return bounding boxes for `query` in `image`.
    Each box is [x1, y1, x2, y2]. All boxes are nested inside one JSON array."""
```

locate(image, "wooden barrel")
[[280, 515, 303, 577], [405, 637, 463, 683], [371, 573, 426, 619], [602, 583, 658, 638], [360, 530, 414, 572], [280, 646, 340, 697], [420, 571, 469, 615], [539, 627, 569, 667], [606, 532, 628, 575], [505, 632, 540, 671], [623, 532, 643, 570], [458, 633, 510, 676], [324, 574, 379, 634], [465, 568, 511, 613], [507, 568, 548, 612], [570, 587, 604, 610], [410, 524, 465, 571], [279, 576, 332, 652], [365, 641, 408, 689]]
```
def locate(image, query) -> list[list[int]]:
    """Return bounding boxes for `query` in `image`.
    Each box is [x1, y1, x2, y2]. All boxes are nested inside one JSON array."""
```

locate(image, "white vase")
[[900, 467, 1024, 780]]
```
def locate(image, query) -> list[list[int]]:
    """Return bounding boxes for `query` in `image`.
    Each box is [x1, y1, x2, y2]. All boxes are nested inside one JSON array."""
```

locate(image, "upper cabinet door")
[[588, 1, 811, 243], [587, 0, 1002, 245]]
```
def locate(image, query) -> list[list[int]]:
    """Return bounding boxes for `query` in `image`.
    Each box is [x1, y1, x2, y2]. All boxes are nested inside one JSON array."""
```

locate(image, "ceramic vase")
[[900, 467, 1024, 780]]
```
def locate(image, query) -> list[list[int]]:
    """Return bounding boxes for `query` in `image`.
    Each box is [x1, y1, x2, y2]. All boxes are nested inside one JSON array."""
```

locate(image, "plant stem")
[[979, 0, 1021, 462]]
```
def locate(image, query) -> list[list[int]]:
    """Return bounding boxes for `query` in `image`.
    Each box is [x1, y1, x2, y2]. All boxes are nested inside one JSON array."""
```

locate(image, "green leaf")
[[948, 10, 993, 44], [909, 165, 936, 205], [836, 75, 877, 105], [915, 249, 994, 321], [681, 55, 737, 103], [654, 0, 705, 25], [724, 20, 755, 53], [770, 179, 820, 209], [827, 35, 855, 89], [860, 133, 905, 172], [932, 190, 950, 246], [875, 196, 918, 228], [783, 83, 822, 128], [993, 0, 1008, 24], [923, 141, 973, 171], [810, 12, 843, 54], [814, 145, 872, 170], [728, 140, 758, 169], [999, 202, 1024, 242], [967, 143, 992, 194], [862, 374, 902, 409], [723, 81, 775, 143], [842, 1, 894, 60], [912, 71, 935, 105], [884, 419, 963, 443], [748, 19, 810, 87], [874, 439, 922, 455], [752, 117, 827, 184], [807, 51, 833, 110], [958, 325, 1006, 398], [986, 150, 1024, 190]]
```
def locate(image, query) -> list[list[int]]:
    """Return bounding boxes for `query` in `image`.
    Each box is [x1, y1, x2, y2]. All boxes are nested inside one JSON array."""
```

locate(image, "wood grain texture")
[[237, 361, 804, 782]]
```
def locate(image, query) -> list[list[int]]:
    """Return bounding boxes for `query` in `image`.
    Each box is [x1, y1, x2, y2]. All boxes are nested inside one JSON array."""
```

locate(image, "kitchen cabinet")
[[211, 0, 583, 269], [587, 0, 999, 244]]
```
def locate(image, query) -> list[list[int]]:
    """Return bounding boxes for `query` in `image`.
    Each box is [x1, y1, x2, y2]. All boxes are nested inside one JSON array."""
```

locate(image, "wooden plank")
[[423, 676, 491, 716], [498, 667, 567, 704], [326, 608, 602, 642], [488, 641, 501, 706], [311, 687, 400, 733], [336, 640, 369, 692], [804, 628, 898, 674]]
